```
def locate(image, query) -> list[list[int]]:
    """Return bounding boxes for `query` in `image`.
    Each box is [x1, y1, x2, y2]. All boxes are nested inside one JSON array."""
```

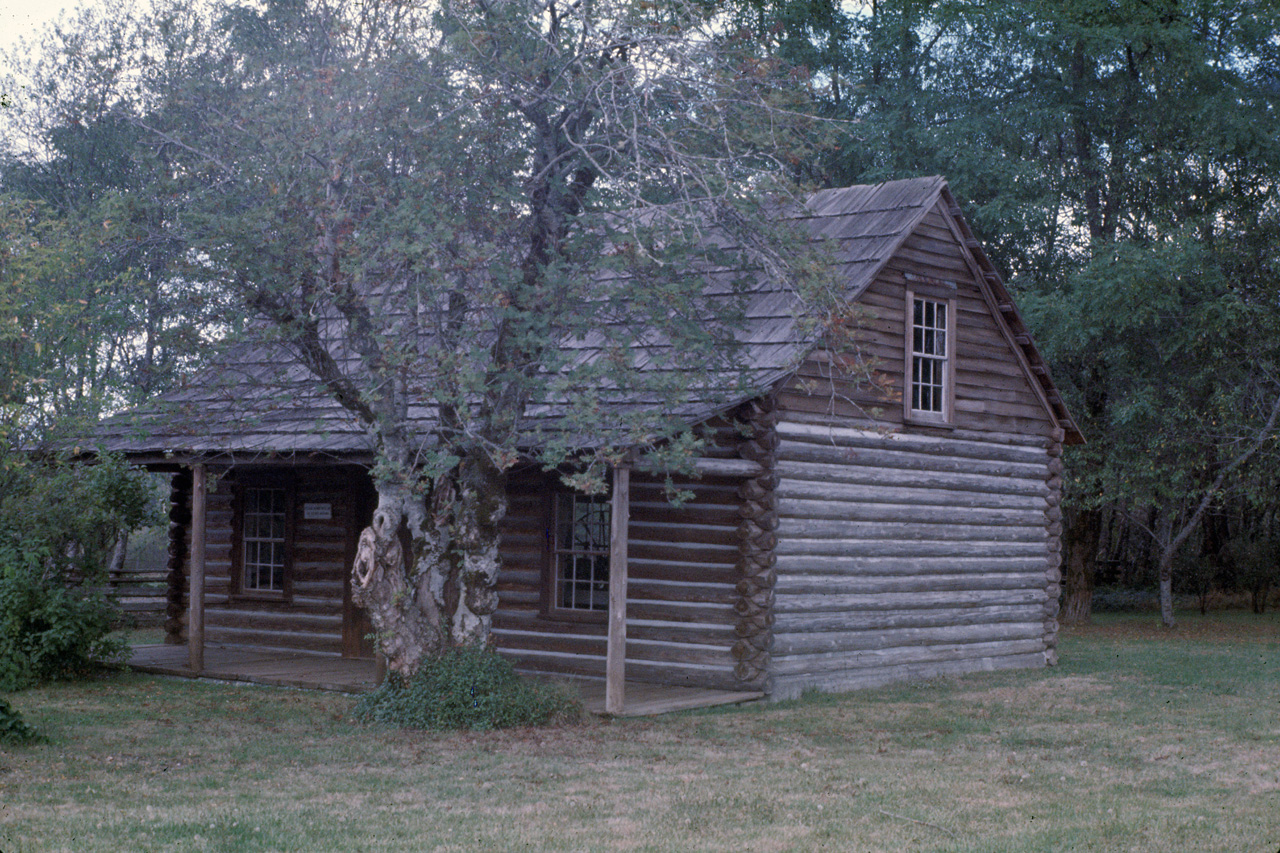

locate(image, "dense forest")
[[2, 0, 1278, 629]]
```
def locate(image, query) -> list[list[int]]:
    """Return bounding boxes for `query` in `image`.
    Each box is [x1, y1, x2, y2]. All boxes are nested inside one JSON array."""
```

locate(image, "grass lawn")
[[2, 611, 1278, 852]]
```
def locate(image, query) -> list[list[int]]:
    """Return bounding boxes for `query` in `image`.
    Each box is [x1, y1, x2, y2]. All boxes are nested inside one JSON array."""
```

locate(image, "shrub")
[[0, 452, 154, 691], [0, 697, 42, 745], [354, 647, 582, 731], [0, 542, 128, 691]]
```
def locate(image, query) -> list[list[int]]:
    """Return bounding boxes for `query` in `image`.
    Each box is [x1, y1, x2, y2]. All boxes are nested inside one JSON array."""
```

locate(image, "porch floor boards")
[[129, 643, 379, 693], [127, 644, 764, 717]]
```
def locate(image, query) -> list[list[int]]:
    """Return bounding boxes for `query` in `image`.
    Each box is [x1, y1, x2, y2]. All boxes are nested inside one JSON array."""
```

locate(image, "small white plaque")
[[303, 502, 332, 520]]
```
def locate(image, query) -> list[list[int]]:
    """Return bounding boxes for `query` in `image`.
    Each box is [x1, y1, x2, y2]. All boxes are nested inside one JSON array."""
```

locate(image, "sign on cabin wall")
[[303, 503, 333, 521]]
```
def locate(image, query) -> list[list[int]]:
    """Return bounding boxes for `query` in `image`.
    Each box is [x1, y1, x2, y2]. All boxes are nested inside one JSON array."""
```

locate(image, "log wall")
[[166, 466, 371, 657], [765, 203, 1062, 697], [492, 460, 746, 691], [767, 422, 1056, 698]]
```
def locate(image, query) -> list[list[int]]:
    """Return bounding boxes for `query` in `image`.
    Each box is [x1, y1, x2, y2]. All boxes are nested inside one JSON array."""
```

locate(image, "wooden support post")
[[188, 463, 207, 672], [605, 464, 630, 715]]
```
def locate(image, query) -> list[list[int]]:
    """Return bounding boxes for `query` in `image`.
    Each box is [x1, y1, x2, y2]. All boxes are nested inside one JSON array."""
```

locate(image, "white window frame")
[[904, 290, 956, 425], [550, 491, 611, 615], [235, 478, 293, 599]]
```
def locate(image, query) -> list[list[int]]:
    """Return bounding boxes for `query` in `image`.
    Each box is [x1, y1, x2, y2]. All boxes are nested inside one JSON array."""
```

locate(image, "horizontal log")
[[503, 648, 742, 691], [778, 410, 1050, 449], [629, 540, 739, 566], [773, 588, 1047, 614], [494, 629, 733, 667], [778, 440, 1047, 480], [205, 609, 341, 633], [776, 479, 1044, 511], [768, 650, 1046, 699], [109, 569, 170, 582], [204, 626, 343, 654], [775, 518, 1047, 543], [769, 637, 1048, 677], [494, 613, 733, 647], [106, 583, 167, 597], [772, 620, 1046, 656], [496, 568, 542, 591], [777, 460, 1048, 498], [631, 479, 741, 503], [771, 603, 1045, 634], [629, 501, 742, 527], [774, 572, 1049, 597], [627, 579, 736, 604], [777, 538, 1051, 560], [623, 560, 738, 585], [775, 421, 1049, 465], [631, 520, 746, 547], [774, 554, 1049, 576], [777, 498, 1047, 527], [291, 581, 346, 599], [691, 457, 763, 478]]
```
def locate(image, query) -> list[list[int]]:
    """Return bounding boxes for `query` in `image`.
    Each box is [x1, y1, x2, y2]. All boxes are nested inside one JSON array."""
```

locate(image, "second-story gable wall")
[[780, 203, 1054, 439]]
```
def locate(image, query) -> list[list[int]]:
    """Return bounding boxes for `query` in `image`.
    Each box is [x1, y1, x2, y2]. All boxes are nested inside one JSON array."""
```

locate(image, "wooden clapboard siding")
[[767, 422, 1055, 698], [169, 466, 369, 658], [492, 468, 742, 688], [778, 202, 1054, 440]]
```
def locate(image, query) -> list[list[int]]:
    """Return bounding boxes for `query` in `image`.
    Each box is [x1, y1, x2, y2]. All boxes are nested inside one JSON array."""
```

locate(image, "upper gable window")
[[906, 291, 955, 424]]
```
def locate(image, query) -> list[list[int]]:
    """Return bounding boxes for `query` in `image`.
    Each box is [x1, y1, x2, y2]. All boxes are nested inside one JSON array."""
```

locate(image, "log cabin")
[[93, 176, 1082, 704]]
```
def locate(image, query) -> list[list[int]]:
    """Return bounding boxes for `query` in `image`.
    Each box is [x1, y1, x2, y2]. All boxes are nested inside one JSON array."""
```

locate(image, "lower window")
[[553, 492, 610, 612], [235, 480, 292, 596]]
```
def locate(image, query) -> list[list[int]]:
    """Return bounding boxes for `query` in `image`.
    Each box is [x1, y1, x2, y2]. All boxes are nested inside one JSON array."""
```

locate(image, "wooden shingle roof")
[[90, 176, 1077, 462]]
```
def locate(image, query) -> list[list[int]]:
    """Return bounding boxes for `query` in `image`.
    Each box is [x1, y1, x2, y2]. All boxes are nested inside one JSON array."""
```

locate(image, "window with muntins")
[[553, 492, 610, 612], [242, 486, 287, 593], [906, 293, 954, 422]]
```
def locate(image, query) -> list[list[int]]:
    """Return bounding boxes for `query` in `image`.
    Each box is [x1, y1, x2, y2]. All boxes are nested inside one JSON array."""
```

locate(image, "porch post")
[[188, 462, 207, 672], [605, 464, 630, 715]]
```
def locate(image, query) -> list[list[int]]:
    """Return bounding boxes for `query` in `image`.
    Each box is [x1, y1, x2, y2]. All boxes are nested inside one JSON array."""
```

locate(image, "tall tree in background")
[[735, 0, 1280, 624], [0, 2, 219, 443]]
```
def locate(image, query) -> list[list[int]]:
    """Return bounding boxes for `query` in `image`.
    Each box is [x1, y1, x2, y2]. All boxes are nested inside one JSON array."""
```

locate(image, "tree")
[[0, 2, 220, 441], [743, 0, 1280, 624], [94, 0, 832, 677]]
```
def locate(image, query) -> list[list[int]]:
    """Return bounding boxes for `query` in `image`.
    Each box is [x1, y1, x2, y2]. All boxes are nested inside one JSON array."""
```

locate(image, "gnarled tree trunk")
[[350, 455, 507, 680]]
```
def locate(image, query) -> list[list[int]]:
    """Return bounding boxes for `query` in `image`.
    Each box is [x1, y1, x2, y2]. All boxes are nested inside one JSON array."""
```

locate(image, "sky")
[[1, 0, 81, 53]]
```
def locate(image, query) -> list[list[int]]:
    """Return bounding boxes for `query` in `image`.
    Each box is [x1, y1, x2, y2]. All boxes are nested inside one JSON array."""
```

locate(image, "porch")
[[127, 644, 765, 717]]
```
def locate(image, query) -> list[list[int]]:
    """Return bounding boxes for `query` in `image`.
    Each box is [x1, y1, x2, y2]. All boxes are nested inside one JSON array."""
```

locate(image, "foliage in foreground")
[[353, 647, 581, 731], [0, 696, 42, 745], [0, 556, 127, 692], [0, 455, 153, 691]]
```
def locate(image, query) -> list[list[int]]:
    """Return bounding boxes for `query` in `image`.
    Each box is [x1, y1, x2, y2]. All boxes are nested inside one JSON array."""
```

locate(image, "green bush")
[[354, 647, 582, 731], [0, 452, 155, 691], [0, 543, 128, 691], [0, 697, 43, 745]]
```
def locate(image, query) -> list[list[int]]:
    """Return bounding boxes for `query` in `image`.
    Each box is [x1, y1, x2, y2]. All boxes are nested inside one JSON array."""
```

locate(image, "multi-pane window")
[[553, 492, 610, 612], [242, 486, 287, 593], [910, 296, 949, 416]]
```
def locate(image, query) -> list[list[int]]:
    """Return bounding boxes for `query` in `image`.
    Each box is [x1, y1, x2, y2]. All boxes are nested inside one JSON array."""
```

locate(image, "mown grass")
[[2, 611, 1278, 852]]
